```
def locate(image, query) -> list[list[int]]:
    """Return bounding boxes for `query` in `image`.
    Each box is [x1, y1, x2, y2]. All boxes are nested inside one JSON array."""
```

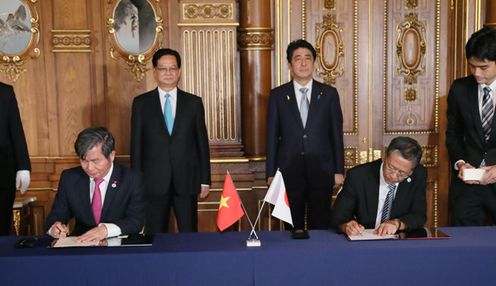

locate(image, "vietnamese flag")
[[217, 172, 245, 231]]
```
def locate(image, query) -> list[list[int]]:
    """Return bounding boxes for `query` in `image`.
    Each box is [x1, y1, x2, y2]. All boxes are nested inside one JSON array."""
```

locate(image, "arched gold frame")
[[106, 0, 163, 81], [0, 0, 40, 82]]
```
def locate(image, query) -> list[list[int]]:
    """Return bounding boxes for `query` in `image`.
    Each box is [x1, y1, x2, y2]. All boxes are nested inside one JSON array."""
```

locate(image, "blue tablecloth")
[[1, 227, 495, 286]]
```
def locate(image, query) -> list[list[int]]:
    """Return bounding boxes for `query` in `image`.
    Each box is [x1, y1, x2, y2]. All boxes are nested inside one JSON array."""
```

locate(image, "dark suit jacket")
[[130, 88, 211, 197], [446, 75, 496, 168], [45, 164, 145, 236], [266, 80, 344, 188], [330, 159, 427, 230], [0, 82, 30, 190]]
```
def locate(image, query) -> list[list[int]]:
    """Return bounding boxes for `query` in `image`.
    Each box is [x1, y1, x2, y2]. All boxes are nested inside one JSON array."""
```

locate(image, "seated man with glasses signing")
[[330, 136, 426, 236]]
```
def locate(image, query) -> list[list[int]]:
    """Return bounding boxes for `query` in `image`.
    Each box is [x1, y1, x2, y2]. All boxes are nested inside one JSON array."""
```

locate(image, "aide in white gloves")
[[0, 82, 31, 235]]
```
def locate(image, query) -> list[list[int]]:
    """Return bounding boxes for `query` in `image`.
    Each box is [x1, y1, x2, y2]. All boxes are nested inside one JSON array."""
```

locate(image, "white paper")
[[347, 229, 398, 241], [463, 168, 486, 181], [52, 236, 100, 248]]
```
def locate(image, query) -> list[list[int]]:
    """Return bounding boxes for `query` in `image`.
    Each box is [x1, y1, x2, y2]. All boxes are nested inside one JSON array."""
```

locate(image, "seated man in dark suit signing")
[[330, 136, 426, 236], [46, 127, 144, 242]]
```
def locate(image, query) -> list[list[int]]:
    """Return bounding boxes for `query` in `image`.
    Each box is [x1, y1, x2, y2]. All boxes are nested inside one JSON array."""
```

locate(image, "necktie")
[[164, 93, 173, 135], [482, 86, 493, 142], [381, 184, 396, 223], [299, 87, 309, 127], [92, 178, 104, 224]]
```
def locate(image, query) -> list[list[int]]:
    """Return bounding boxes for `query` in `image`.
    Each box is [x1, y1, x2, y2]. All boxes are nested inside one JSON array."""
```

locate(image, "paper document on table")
[[52, 236, 100, 248], [346, 229, 398, 241]]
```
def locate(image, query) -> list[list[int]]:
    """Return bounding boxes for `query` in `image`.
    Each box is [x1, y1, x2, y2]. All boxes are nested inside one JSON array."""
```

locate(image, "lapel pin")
[[111, 180, 117, 188], [406, 177, 411, 183], [286, 95, 290, 101], [317, 92, 323, 100]]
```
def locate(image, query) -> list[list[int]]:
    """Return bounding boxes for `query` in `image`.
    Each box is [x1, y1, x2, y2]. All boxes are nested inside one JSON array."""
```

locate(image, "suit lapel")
[[305, 81, 323, 130], [76, 170, 94, 224], [468, 80, 486, 143], [285, 82, 303, 129], [173, 89, 188, 136], [150, 88, 169, 134], [101, 164, 121, 221], [365, 161, 382, 219]]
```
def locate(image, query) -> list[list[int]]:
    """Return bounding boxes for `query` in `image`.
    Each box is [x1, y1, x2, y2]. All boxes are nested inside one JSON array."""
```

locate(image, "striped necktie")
[[381, 184, 396, 223], [482, 86, 493, 142]]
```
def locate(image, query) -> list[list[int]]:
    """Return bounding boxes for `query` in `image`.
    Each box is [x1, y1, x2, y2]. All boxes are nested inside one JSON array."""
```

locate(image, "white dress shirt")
[[374, 163, 398, 228]]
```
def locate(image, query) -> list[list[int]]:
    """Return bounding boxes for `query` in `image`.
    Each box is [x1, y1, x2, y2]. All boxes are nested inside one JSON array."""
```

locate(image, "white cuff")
[[454, 160, 466, 171], [100, 223, 122, 238]]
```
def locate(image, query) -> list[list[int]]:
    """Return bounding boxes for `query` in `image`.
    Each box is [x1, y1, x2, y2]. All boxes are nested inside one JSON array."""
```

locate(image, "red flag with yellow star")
[[217, 172, 245, 231]]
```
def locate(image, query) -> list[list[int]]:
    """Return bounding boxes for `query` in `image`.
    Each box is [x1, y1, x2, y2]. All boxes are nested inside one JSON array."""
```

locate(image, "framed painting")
[[0, 0, 40, 82], [107, 0, 163, 81]]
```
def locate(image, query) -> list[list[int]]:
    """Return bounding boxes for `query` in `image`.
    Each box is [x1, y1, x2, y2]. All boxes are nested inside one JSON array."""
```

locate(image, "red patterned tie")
[[92, 178, 104, 224]]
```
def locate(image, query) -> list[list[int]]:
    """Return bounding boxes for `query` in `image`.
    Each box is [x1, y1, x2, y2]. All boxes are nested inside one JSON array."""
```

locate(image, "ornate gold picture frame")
[[107, 0, 163, 81], [0, 0, 40, 82]]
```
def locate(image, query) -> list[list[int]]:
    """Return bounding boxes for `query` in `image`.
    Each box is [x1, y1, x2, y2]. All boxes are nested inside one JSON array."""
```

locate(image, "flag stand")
[[240, 201, 261, 247]]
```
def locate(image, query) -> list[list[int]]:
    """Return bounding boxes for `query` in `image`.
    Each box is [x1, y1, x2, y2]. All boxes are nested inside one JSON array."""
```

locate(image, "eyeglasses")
[[155, 66, 179, 73], [384, 161, 411, 179]]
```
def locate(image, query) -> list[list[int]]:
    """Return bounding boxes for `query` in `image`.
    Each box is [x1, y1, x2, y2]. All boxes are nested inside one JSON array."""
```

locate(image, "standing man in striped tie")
[[446, 27, 496, 226], [330, 137, 426, 236], [131, 49, 211, 233], [266, 39, 345, 231]]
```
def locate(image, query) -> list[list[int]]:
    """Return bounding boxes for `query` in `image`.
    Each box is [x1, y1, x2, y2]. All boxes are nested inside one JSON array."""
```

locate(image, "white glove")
[[16, 170, 31, 194]]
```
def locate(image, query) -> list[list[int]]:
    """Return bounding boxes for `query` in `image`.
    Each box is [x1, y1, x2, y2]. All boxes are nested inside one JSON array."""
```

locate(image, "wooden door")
[[274, 0, 453, 227]]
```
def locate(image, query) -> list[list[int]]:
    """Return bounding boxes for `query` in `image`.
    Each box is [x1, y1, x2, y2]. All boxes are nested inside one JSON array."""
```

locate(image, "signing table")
[[0, 227, 495, 286]]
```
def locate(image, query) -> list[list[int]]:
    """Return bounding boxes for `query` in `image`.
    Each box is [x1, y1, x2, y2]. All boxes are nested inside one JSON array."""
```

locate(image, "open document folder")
[[51, 234, 154, 248], [346, 228, 450, 241], [346, 229, 398, 241]]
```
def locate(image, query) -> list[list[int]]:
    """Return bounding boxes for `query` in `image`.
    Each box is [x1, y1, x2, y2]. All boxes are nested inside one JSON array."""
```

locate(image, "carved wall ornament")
[[238, 28, 273, 50], [183, 3, 232, 20], [344, 147, 358, 168], [107, 0, 164, 82], [420, 145, 438, 167], [0, 0, 40, 82], [405, 0, 418, 9], [324, 0, 336, 10], [315, 14, 344, 85], [395, 12, 426, 85], [51, 30, 91, 52], [404, 87, 417, 101]]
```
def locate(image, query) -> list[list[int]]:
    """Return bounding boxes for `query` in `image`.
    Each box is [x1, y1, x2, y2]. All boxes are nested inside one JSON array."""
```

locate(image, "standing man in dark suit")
[[446, 27, 496, 226], [0, 82, 30, 235], [46, 127, 144, 242], [131, 48, 211, 233], [330, 137, 426, 236], [266, 39, 344, 230]]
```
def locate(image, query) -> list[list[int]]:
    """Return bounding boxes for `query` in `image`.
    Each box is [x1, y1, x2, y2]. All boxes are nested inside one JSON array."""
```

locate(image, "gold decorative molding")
[[404, 88, 416, 101], [315, 14, 344, 85], [238, 28, 273, 51], [183, 3, 233, 20], [325, 0, 336, 10], [396, 13, 426, 85], [301, 0, 306, 40], [420, 145, 438, 167], [51, 30, 91, 53], [107, 0, 164, 82], [344, 147, 358, 168], [405, 0, 418, 9], [0, 0, 40, 82]]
